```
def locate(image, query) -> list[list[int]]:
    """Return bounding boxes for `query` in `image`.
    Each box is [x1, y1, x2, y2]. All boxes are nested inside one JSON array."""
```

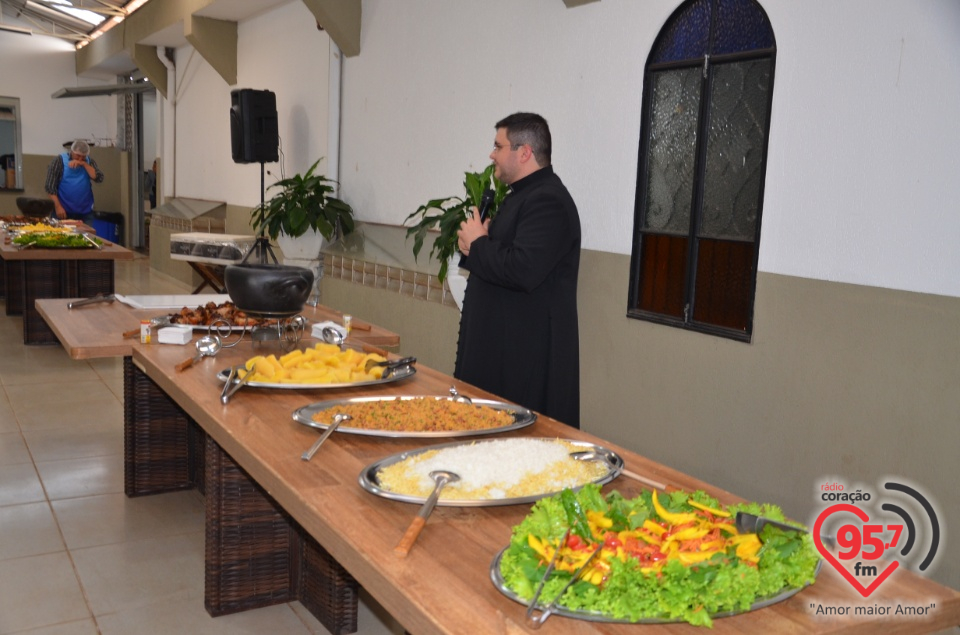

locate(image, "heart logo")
[[813, 503, 899, 597]]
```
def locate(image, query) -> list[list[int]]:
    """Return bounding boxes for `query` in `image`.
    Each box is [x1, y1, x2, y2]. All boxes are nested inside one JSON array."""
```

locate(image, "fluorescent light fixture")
[[0, 24, 33, 35]]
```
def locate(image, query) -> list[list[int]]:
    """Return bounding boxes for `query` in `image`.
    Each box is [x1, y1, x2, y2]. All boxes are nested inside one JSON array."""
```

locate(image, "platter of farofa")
[[358, 438, 623, 507], [293, 395, 536, 438]]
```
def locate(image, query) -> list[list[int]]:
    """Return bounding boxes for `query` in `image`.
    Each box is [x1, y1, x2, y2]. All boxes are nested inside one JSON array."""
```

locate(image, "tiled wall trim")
[[323, 253, 459, 308]]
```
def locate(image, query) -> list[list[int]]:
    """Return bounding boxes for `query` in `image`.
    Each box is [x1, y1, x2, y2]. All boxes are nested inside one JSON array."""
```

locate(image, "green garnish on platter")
[[498, 485, 820, 627], [13, 232, 101, 248]]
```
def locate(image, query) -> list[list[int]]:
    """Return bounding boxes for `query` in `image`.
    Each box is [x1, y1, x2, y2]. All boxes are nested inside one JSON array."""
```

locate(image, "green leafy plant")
[[252, 158, 355, 241], [405, 164, 508, 281]]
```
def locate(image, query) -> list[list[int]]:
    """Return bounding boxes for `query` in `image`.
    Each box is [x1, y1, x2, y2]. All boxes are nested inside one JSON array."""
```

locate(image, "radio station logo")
[[813, 479, 940, 598]]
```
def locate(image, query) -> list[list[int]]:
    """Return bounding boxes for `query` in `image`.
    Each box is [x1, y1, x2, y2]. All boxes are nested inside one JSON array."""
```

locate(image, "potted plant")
[[251, 158, 355, 259], [405, 163, 508, 282]]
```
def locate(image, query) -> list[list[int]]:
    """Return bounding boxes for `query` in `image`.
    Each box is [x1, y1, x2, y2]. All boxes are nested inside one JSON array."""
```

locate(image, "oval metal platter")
[[490, 549, 821, 624], [216, 364, 416, 390], [358, 438, 623, 507], [293, 395, 537, 439]]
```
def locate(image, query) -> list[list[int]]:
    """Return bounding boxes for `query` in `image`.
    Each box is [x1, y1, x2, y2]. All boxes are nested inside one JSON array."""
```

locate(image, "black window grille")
[[628, 0, 776, 342]]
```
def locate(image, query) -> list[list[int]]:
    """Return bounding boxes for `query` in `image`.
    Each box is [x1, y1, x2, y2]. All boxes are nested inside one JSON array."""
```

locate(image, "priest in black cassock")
[[454, 112, 582, 428]]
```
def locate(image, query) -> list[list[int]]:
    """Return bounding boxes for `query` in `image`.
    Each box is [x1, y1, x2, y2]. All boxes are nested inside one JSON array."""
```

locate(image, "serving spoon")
[[394, 470, 460, 557], [301, 413, 352, 461], [570, 450, 669, 491], [175, 334, 221, 372]]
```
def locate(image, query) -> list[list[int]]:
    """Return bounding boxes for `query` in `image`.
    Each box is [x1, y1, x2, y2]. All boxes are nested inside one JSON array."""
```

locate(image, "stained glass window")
[[629, 0, 776, 341]]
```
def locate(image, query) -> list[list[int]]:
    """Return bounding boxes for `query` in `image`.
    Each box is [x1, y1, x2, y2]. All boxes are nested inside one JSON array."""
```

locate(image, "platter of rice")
[[358, 438, 623, 507], [292, 395, 536, 438]]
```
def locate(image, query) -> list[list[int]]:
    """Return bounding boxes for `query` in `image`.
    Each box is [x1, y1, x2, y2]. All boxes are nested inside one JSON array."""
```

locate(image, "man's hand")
[[50, 195, 66, 220], [456, 207, 490, 256]]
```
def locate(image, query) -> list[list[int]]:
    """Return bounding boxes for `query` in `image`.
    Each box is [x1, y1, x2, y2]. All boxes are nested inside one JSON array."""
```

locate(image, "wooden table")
[[1, 233, 133, 344], [37, 298, 402, 632], [128, 340, 960, 635], [35, 298, 400, 360]]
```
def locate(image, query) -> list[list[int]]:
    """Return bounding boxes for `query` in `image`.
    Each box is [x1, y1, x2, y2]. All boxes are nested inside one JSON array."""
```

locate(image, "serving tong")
[[525, 528, 603, 629], [68, 293, 115, 309], [735, 512, 807, 537], [320, 326, 416, 379]]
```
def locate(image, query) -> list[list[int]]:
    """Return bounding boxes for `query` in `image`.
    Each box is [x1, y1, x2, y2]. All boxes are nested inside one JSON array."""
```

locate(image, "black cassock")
[[454, 166, 581, 428]]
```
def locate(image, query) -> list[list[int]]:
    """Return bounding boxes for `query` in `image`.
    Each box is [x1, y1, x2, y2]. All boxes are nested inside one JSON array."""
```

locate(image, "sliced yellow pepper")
[[652, 489, 698, 525], [675, 550, 722, 564], [687, 499, 731, 518], [734, 534, 762, 561], [587, 510, 613, 529], [642, 519, 667, 536]]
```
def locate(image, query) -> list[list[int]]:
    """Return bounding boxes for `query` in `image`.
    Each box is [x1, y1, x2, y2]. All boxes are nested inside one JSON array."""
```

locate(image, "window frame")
[[627, 0, 777, 343]]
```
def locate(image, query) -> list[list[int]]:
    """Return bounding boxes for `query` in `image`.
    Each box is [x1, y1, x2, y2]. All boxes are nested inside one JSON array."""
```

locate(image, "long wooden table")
[[1, 232, 134, 344], [128, 340, 960, 634], [37, 297, 402, 632], [35, 298, 400, 360], [32, 297, 960, 633]]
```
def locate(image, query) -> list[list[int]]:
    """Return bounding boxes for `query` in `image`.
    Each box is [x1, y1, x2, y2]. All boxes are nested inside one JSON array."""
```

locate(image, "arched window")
[[628, 0, 776, 342]]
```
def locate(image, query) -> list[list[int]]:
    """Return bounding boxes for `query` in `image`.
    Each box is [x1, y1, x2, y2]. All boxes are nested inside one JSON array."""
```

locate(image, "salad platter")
[[490, 550, 821, 624], [358, 438, 623, 507], [492, 485, 821, 627], [10, 228, 102, 249], [292, 395, 537, 438]]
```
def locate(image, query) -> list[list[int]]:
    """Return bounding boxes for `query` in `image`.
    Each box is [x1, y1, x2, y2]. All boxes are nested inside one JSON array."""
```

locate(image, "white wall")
[[142, 91, 157, 168], [169, 0, 330, 209], [0, 32, 115, 154], [338, 0, 960, 299]]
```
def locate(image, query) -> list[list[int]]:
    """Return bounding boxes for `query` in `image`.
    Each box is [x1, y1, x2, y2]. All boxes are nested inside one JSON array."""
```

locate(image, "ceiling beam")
[[562, 0, 601, 6], [300, 0, 360, 57], [132, 43, 168, 99], [184, 14, 237, 86]]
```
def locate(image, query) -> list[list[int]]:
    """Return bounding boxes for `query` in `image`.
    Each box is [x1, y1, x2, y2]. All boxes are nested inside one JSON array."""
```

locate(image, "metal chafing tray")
[[292, 395, 537, 438], [358, 438, 623, 507], [217, 364, 416, 390]]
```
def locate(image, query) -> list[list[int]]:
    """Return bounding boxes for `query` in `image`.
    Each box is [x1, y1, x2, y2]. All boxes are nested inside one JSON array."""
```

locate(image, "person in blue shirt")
[[44, 140, 104, 220]]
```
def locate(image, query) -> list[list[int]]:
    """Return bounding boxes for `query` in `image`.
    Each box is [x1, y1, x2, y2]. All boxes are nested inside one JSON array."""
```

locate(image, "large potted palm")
[[252, 158, 355, 259], [405, 164, 507, 282]]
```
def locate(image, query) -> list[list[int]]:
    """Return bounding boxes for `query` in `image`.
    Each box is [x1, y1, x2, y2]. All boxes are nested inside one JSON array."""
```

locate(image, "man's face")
[[70, 152, 87, 162], [489, 128, 521, 185]]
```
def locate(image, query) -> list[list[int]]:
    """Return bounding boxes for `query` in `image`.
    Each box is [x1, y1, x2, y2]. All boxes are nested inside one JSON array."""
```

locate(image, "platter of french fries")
[[217, 342, 416, 389]]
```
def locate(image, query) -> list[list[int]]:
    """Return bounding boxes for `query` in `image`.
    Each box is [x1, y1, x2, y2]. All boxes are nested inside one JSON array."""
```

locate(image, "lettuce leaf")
[[498, 486, 821, 628]]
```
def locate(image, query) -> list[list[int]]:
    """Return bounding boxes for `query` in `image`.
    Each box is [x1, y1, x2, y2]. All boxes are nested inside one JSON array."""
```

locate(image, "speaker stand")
[[241, 161, 279, 265]]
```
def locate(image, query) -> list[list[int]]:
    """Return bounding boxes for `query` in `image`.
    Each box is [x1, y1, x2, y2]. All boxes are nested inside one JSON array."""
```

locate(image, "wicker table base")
[[123, 358, 358, 632], [4, 260, 21, 315], [19, 260, 115, 344]]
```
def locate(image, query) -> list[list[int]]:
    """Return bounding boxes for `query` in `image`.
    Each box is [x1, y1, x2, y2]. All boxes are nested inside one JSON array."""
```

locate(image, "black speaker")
[[230, 89, 279, 164]]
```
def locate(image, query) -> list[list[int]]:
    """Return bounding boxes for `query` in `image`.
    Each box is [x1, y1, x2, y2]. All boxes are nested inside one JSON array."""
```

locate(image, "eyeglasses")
[[493, 142, 522, 152]]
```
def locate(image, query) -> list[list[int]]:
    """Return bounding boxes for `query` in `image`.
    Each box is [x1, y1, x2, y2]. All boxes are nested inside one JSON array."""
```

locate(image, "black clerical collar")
[[507, 165, 554, 194]]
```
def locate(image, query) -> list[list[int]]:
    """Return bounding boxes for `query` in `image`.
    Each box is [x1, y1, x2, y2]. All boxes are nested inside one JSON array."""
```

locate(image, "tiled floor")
[[0, 254, 403, 635]]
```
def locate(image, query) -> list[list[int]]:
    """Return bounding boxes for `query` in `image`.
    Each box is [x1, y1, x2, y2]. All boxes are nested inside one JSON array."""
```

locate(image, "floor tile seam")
[[26, 489, 98, 625], [0, 500, 70, 565], [64, 528, 207, 557], [49, 505, 206, 553], [7, 397, 124, 417]]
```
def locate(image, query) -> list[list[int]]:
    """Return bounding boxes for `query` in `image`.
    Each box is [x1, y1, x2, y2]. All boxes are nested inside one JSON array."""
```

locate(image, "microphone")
[[477, 189, 495, 222]]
